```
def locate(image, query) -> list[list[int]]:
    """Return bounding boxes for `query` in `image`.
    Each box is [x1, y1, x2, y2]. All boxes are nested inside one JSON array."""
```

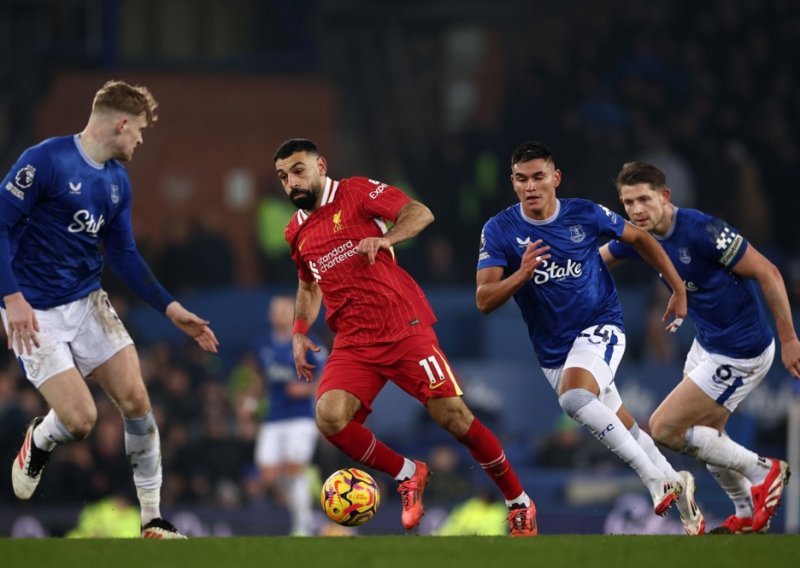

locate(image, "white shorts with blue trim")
[[684, 339, 775, 412], [1, 289, 133, 389], [542, 324, 626, 412], [255, 417, 318, 467]]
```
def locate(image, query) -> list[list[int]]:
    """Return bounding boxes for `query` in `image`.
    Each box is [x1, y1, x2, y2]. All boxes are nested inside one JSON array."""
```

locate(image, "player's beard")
[[289, 187, 318, 210]]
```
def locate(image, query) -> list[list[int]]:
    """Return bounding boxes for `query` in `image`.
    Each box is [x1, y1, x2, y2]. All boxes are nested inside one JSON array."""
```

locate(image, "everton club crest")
[[678, 247, 691, 264], [569, 225, 585, 243]]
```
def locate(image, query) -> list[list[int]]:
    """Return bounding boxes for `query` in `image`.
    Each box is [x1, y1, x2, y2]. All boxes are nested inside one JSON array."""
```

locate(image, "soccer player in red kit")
[[275, 139, 536, 535]]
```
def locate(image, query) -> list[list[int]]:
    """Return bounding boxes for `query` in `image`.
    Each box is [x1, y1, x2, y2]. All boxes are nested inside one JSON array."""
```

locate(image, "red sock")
[[326, 421, 405, 477], [459, 418, 524, 500]]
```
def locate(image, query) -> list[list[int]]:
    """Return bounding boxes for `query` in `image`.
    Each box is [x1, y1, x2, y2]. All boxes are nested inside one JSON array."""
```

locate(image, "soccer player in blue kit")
[[254, 295, 328, 535], [476, 141, 706, 534], [600, 161, 798, 534], [0, 80, 218, 539]]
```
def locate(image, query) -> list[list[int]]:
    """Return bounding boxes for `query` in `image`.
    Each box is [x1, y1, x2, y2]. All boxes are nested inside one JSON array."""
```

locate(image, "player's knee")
[[116, 385, 151, 417], [315, 399, 351, 436], [64, 407, 97, 440], [558, 388, 596, 419], [428, 397, 473, 437], [315, 412, 348, 437], [648, 416, 683, 451]]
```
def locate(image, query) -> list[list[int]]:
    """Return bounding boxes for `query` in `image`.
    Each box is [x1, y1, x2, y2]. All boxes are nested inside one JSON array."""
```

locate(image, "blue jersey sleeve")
[[607, 239, 640, 260], [0, 148, 54, 296], [477, 219, 508, 270], [103, 188, 175, 312], [698, 215, 748, 268], [0, 147, 53, 215], [593, 202, 627, 239]]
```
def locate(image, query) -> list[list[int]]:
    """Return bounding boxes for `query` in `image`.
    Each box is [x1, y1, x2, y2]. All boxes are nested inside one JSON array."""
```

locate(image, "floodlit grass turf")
[[1, 535, 798, 568]]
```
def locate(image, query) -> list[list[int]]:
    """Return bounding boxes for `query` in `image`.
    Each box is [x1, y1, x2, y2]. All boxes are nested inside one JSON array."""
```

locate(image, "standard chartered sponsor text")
[[318, 240, 359, 272]]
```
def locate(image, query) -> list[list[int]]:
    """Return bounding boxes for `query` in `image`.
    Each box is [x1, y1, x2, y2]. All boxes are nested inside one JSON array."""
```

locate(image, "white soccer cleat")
[[141, 518, 188, 539], [675, 471, 705, 535], [651, 478, 682, 517], [11, 417, 51, 500]]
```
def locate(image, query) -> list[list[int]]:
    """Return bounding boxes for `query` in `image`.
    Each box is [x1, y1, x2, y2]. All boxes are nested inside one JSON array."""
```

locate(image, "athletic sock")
[[459, 418, 525, 501], [124, 411, 162, 524], [561, 390, 664, 489], [395, 459, 417, 481], [325, 421, 405, 477], [505, 492, 532, 508], [33, 409, 76, 451], [684, 425, 770, 484], [288, 471, 313, 536], [630, 423, 680, 481], [707, 463, 754, 518]]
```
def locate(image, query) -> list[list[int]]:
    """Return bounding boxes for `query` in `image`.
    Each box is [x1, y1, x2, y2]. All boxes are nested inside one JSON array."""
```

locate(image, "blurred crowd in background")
[[1, 0, 800, 533]]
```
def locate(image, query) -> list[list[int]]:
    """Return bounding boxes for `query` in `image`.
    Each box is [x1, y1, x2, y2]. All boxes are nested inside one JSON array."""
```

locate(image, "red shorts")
[[318, 327, 463, 423]]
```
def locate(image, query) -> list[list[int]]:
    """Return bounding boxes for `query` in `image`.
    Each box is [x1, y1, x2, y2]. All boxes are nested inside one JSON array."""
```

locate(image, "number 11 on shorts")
[[418, 355, 445, 386]]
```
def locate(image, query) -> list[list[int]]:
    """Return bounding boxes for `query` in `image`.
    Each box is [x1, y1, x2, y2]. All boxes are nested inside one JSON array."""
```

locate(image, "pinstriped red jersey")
[[285, 176, 436, 348]]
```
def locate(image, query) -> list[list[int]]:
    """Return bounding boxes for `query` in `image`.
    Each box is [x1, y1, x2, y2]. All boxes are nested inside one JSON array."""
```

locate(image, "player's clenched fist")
[[520, 240, 550, 279]]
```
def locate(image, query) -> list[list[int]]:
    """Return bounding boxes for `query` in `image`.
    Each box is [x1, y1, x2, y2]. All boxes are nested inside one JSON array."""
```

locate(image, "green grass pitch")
[[1, 534, 798, 568]]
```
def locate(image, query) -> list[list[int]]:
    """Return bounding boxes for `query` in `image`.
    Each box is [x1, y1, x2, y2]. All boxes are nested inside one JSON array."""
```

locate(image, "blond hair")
[[92, 80, 158, 125]]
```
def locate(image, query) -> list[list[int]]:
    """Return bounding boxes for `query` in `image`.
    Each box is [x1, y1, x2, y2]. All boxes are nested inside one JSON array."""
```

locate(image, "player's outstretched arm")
[[731, 245, 800, 378], [165, 301, 219, 353], [620, 222, 687, 332]]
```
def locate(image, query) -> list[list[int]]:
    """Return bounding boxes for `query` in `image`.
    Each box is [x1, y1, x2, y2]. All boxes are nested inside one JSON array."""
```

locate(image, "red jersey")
[[285, 176, 436, 348]]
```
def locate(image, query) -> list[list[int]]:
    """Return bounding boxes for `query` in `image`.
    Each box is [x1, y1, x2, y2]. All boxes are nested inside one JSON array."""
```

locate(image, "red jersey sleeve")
[[347, 177, 411, 222]]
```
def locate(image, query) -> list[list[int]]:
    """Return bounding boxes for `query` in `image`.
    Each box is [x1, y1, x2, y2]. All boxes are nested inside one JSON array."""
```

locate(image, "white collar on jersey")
[[654, 206, 680, 241], [295, 177, 340, 226], [73, 134, 105, 170], [319, 176, 340, 207], [518, 198, 561, 225]]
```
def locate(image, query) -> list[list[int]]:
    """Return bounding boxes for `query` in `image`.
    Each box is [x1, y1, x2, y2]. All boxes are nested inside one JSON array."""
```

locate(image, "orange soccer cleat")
[[507, 502, 538, 536], [397, 460, 430, 530]]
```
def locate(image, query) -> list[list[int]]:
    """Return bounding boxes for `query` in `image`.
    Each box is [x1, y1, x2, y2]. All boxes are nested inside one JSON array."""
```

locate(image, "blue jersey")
[[608, 208, 773, 358], [255, 334, 328, 422], [478, 198, 627, 367], [0, 135, 173, 311]]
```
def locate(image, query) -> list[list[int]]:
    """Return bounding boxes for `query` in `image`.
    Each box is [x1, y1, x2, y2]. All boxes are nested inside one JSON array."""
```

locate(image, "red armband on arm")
[[293, 319, 310, 336]]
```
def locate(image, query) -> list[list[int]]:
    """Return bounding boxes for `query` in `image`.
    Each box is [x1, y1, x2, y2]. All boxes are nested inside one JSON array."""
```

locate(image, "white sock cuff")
[[34, 410, 77, 450]]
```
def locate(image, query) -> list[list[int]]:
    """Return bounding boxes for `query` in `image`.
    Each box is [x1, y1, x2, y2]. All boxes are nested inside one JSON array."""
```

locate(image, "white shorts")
[[684, 339, 775, 412], [255, 417, 318, 467], [1, 289, 133, 389], [542, 324, 626, 412]]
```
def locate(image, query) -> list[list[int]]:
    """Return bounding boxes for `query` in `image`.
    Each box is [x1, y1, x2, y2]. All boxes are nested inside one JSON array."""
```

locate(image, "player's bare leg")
[[12, 369, 91, 499]]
